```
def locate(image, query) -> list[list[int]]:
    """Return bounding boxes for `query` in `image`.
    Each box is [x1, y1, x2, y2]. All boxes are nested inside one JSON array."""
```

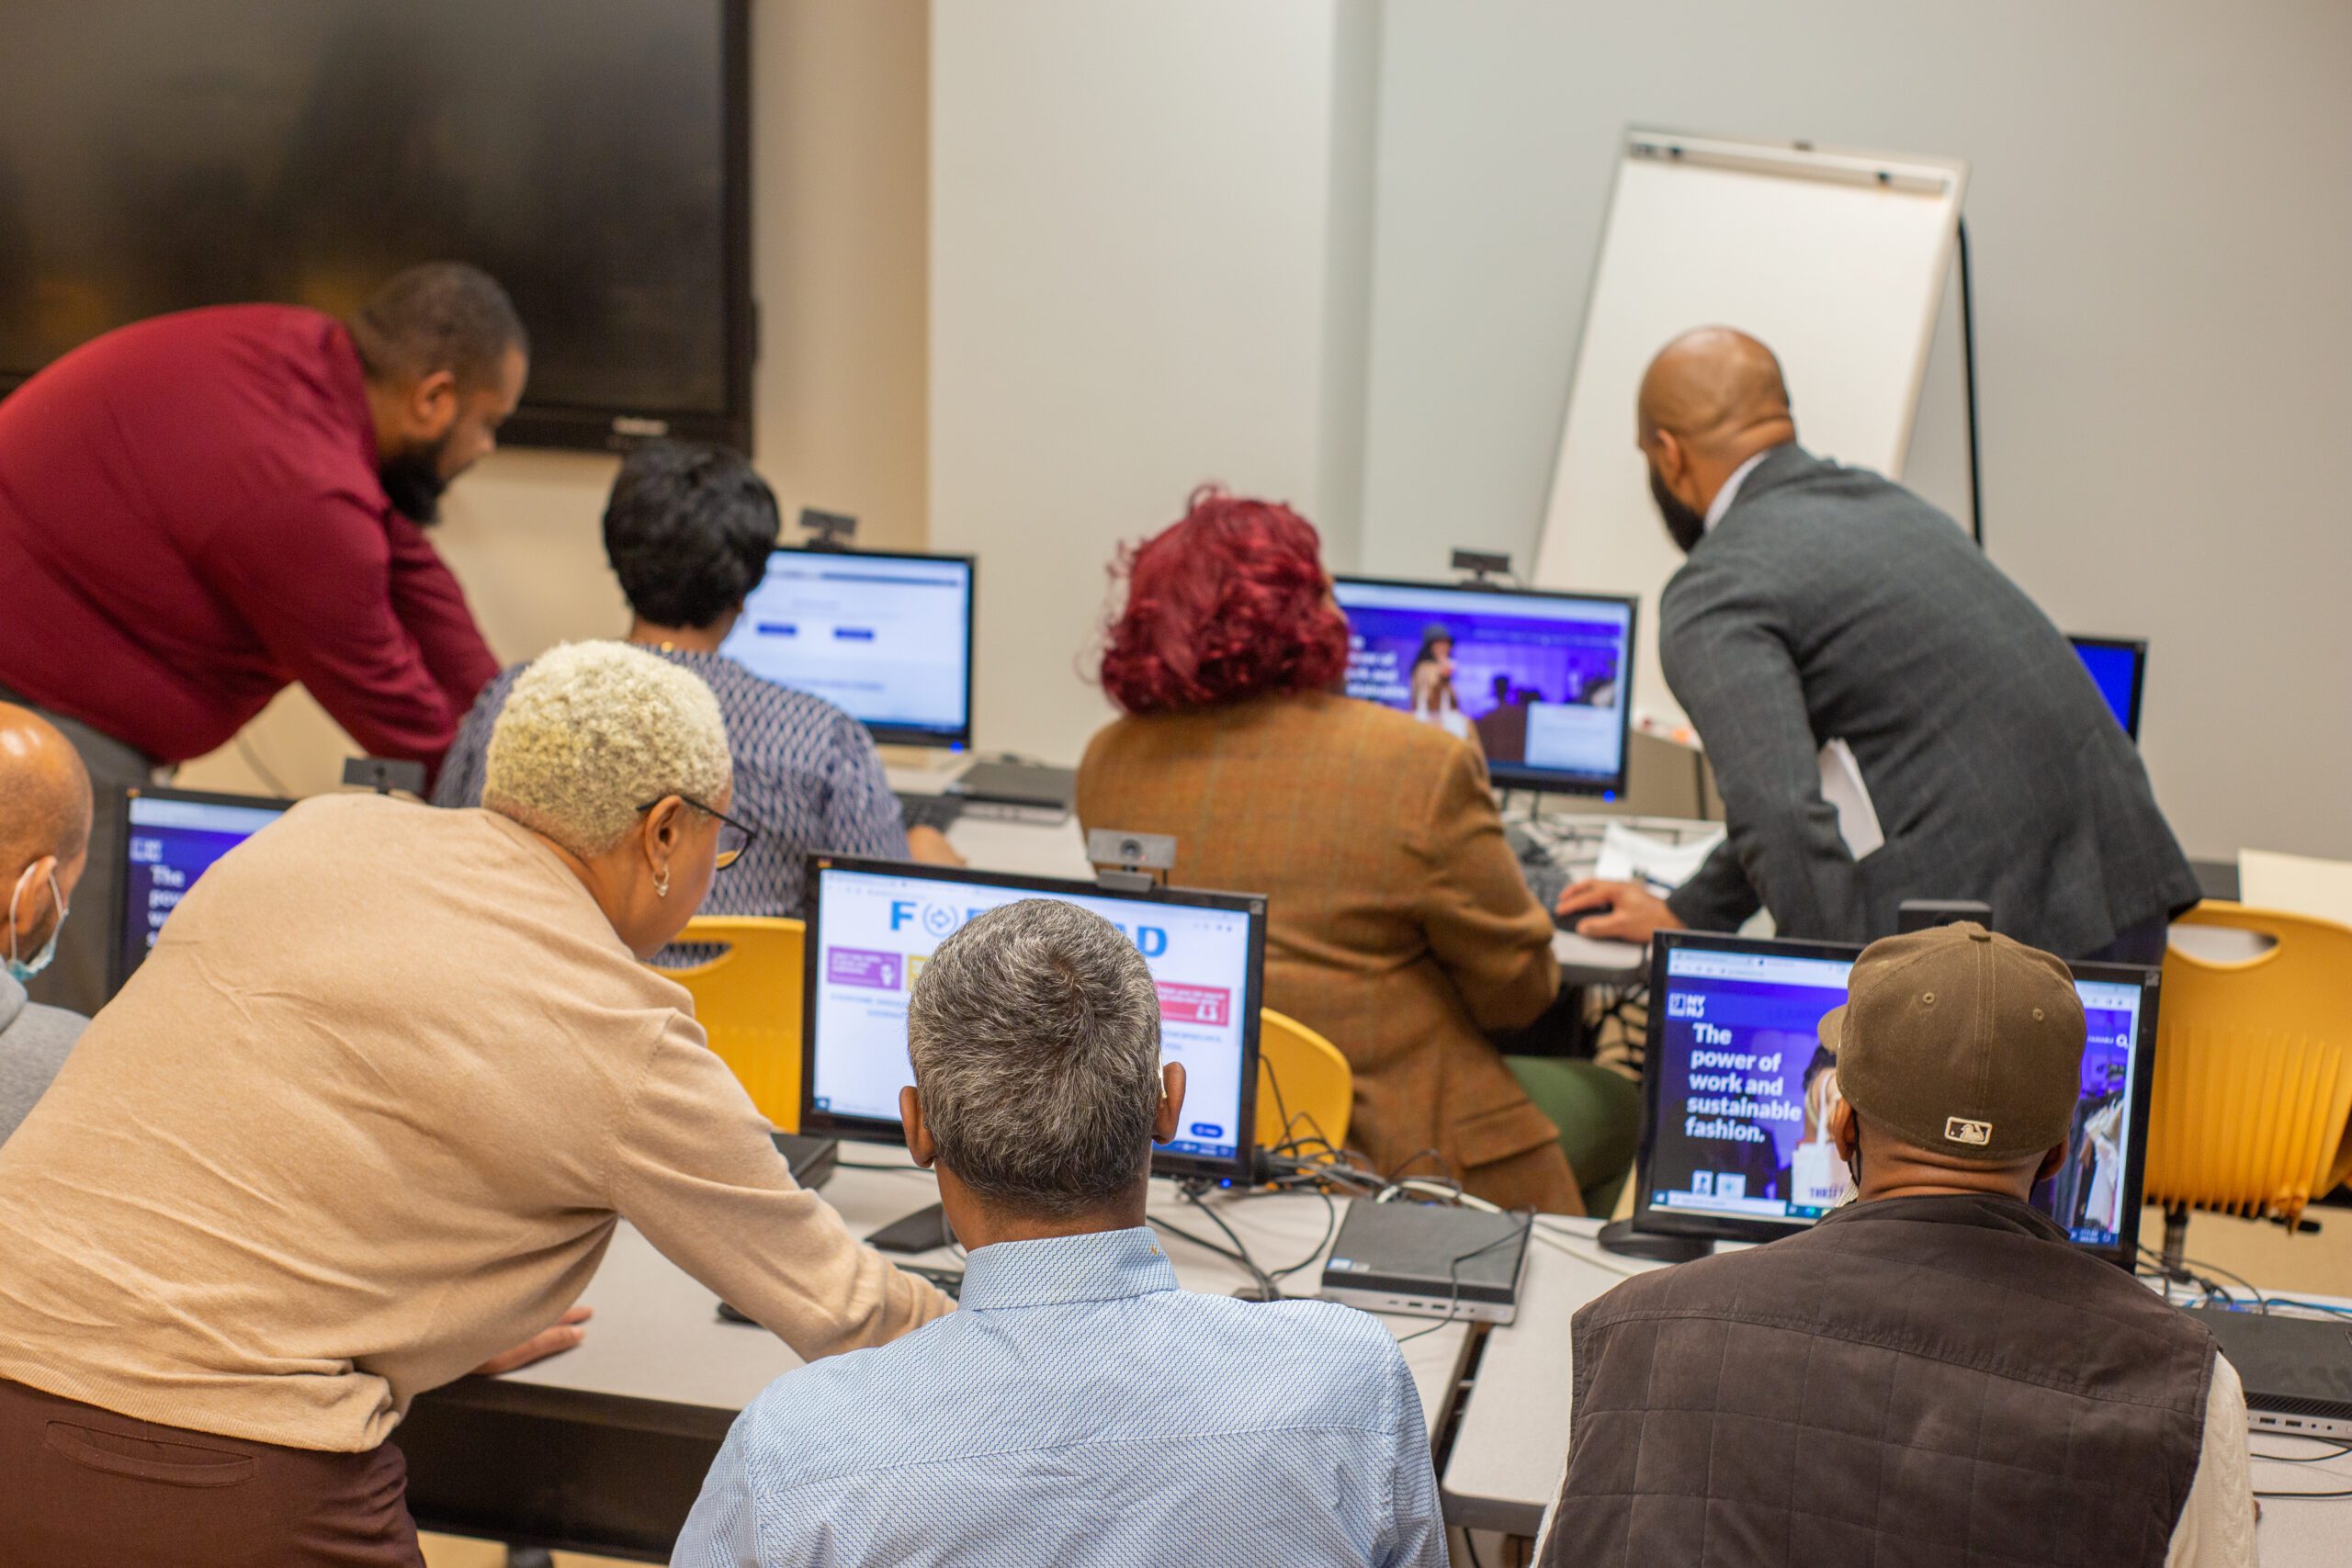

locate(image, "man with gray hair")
[[675, 897, 1448, 1568]]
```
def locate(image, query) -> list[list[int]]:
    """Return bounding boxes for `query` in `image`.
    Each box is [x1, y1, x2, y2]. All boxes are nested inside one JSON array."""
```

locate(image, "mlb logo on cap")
[[1944, 1117, 1993, 1146]]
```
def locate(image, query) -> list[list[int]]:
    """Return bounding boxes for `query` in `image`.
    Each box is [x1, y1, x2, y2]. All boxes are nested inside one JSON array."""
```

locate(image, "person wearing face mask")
[[1555, 327, 2197, 963], [0, 704, 94, 1145], [0, 643, 950, 1565], [0, 262, 526, 1018]]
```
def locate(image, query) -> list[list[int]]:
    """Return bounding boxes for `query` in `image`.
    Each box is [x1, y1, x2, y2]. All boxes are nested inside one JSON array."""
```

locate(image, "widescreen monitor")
[[800, 857, 1266, 1186], [2070, 635, 2148, 742], [1633, 930, 2160, 1269], [112, 785, 292, 995], [1330, 577, 1637, 796], [0, 1, 752, 452], [719, 549, 977, 748]]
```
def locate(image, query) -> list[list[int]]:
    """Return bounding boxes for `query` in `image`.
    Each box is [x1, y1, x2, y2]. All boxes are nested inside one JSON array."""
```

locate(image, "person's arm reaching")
[[1658, 569, 1868, 941], [382, 509, 500, 716], [821, 709, 962, 865], [1663, 838, 1764, 932], [604, 1013, 953, 1359], [197, 494, 476, 766], [1408, 742, 1559, 1032]]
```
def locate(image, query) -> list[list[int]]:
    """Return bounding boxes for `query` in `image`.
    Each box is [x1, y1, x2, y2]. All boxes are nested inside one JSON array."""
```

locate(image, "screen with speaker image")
[[800, 858, 1266, 1185], [1331, 577, 1636, 796], [1634, 931, 2159, 1267], [113, 787, 291, 996], [720, 550, 975, 748]]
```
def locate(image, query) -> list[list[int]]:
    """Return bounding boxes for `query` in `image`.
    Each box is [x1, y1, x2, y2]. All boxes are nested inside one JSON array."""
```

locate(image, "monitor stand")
[[1595, 1218, 1709, 1264], [869, 1201, 956, 1254]]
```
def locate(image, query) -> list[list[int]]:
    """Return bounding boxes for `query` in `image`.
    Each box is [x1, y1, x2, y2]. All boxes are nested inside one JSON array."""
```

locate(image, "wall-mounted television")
[[0, 0, 752, 453]]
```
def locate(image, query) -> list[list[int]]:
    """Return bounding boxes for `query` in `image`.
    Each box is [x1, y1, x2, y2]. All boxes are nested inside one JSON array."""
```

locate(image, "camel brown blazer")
[[1078, 691, 1580, 1213]]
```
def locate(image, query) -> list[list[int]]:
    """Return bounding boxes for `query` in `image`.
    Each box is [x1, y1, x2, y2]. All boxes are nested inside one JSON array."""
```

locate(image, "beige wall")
[[182, 0, 931, 798]]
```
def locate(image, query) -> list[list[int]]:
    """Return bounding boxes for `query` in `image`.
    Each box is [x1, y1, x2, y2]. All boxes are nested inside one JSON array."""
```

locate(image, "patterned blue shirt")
[[434, 649, 908, 948], [672, 1226, 1447, 1568]]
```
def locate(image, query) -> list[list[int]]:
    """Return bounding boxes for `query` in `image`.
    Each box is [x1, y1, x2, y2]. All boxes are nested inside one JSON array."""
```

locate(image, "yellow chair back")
[[654, 916, 807, 1133], [1256, 1009, 1352, 1157], [2147, 902, 2352, 1222]]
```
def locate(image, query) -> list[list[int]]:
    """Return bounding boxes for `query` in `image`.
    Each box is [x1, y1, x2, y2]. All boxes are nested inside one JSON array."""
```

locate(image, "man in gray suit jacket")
[[1557, 329, 2197, 962]]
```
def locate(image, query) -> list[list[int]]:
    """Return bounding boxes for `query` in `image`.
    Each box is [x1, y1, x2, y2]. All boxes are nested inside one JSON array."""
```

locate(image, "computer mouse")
[[1554, 902, 1613, 935]]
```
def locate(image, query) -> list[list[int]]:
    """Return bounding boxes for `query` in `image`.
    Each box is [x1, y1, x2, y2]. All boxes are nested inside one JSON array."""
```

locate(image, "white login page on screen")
[[808, 867, 1254, 1164]]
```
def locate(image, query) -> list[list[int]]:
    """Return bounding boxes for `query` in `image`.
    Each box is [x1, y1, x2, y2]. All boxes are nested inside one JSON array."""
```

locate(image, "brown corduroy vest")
[[1540, 1193, 2214, 1567]]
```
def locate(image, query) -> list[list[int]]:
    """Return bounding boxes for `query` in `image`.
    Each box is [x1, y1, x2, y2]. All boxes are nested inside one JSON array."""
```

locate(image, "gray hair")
[[482, 641, 731, 857], [907, 898, 1164, 1215]]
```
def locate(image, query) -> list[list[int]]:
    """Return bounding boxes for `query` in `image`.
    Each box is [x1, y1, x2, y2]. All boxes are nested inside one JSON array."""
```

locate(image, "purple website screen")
[[807, 868, 1254, 1163], [1646, 944, 2145, 1248], [1331, 580, 1632, 788]]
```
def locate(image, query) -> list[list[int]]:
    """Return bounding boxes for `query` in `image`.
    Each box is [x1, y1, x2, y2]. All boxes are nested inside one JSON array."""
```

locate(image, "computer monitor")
[[1329, 576, 1637, 796], [2070, 635, 2147, 742], [800, 856, 1267, 1186], [112, 785, 292, 995], [718, 547, 977, 748], [1632, 929, 2160, 1269]]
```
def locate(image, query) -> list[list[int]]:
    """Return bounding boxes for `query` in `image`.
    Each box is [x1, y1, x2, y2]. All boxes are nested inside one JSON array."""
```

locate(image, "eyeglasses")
[[637, 795, 760, 871]]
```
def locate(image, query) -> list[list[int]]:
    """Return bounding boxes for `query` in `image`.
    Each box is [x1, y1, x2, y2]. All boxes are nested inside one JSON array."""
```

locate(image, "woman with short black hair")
[[434, 440, 959, 949]]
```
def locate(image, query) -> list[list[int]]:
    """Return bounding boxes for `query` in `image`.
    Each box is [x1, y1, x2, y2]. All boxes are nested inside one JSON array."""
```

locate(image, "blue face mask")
[[6, 863, 67, 984]]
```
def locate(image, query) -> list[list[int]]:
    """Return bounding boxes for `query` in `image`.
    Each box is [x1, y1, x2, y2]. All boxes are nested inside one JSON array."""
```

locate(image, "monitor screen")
[[718, 550, 977, 747], [800, 858, 1266, 1184], [0, 1, 750, 452], [1634, 931, 2159, 1266], [2070, 636, 2147, 742], [1330, 577, 1636, 795], [113, 787, 291, 994]]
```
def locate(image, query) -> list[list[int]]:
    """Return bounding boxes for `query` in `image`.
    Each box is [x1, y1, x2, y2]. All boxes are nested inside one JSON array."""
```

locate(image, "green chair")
[[1508, 1056, 1644, 1217]]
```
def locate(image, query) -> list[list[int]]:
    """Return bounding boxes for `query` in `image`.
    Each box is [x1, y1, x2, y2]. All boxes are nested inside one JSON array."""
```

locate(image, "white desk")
[[498, 1153, 1471, 1431]]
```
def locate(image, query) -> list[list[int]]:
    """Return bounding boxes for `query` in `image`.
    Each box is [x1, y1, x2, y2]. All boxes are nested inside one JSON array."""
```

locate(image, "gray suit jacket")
[[1660, 445, 2198, 957]]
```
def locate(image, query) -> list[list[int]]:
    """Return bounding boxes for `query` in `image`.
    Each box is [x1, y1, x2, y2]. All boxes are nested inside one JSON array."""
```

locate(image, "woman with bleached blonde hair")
[[0, 641, 950, 1565]]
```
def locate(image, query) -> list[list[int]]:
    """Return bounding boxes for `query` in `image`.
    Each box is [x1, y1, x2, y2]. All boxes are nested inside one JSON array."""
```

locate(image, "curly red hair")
[[1098, 486, 1350, 715]]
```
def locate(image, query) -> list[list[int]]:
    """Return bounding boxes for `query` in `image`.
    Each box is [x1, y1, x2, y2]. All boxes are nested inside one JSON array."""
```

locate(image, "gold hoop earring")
[[654, 869, 672, 898]]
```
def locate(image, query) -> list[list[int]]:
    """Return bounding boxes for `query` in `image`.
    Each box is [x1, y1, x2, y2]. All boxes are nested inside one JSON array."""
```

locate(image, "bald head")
[[1639, 328, 1795, 454], [1635, 329, 1799, 552], [1, 705, 92, 886]]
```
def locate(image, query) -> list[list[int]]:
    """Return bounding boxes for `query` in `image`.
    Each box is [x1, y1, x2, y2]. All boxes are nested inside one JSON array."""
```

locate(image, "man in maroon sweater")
[[0, 262, 527, 1013]]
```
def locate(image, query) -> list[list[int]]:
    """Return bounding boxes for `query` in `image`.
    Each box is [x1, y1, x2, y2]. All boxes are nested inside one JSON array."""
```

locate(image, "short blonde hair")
[[483, 641, 731, 857]]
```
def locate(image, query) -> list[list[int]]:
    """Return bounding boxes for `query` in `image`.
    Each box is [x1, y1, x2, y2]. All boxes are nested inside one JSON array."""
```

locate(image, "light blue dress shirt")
[[672, 1225, 1447, 1568]]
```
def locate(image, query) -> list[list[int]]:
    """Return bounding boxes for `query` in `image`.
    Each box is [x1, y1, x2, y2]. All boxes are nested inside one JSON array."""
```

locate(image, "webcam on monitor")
[[1450, 547, 1513, 582], [798, 507, 858, 549]]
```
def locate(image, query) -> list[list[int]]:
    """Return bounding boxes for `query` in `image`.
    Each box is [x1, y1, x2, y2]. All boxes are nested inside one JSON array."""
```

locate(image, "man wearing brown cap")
[[1537, 924, 2254, 1567]]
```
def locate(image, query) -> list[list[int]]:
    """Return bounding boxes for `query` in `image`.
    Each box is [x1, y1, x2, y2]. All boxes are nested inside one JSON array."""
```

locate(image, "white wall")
[[928, 0, 1376, 766], [182, 0, 933, 797], [1355, 0, 2352, 861]]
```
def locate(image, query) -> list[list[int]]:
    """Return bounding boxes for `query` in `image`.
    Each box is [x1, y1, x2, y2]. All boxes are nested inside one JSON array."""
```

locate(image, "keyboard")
[[896, 792, 966, 834]]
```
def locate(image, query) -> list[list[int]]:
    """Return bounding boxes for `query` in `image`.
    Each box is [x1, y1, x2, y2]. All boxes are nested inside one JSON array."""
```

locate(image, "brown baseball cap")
[[1817, 922, 2086, 1163]]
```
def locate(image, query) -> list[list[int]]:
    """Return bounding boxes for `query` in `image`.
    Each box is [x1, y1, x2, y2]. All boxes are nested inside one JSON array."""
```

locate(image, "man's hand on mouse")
[[1555, 879, 1686, 944]]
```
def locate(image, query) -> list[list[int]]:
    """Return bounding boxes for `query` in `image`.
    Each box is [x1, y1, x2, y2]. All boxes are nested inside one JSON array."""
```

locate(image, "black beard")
[[379, 437, 454, 525], [1650, 466, 1707, 555]]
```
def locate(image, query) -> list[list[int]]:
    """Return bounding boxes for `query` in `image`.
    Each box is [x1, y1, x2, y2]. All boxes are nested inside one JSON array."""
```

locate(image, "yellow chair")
[[1256, 1009, 1352, 1158], [2146, 902, 2352, 1226], [654, 916, 807, 1133]]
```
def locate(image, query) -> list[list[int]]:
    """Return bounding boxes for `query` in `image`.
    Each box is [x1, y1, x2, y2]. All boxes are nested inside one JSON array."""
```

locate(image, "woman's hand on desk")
[[907, 826, 967, 867], [472, 1304, 594, 1376], [1555, 879, 1685, 944]]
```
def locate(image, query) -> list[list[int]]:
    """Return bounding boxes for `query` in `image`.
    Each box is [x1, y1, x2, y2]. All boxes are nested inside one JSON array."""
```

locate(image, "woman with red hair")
[[1078, 488, 1581, 1213]]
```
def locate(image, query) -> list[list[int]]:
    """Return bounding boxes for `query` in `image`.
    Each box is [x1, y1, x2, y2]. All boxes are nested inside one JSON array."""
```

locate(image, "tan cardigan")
[[1079, 692, 1580, 1213], [0, 795, 949, 1452]]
